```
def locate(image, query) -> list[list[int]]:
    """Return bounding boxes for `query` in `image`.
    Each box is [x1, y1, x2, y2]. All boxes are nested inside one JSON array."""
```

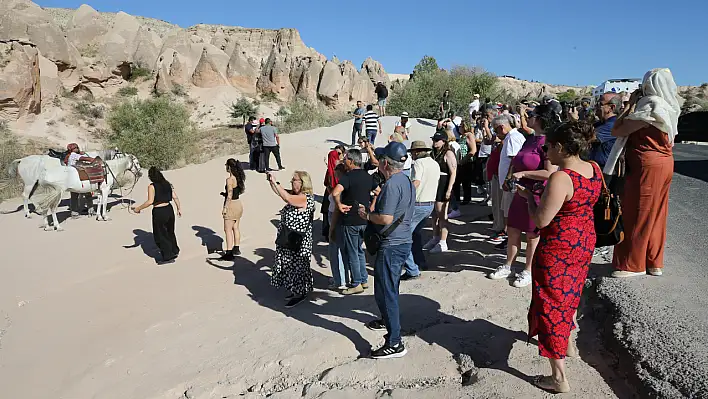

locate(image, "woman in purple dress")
[[497, 104, 560, 288]]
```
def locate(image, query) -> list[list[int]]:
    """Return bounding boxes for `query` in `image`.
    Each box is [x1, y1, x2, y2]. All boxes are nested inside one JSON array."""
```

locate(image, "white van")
[[592, 79, 641, 100]]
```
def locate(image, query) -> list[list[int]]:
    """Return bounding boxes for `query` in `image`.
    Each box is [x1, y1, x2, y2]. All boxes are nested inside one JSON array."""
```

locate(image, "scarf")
[[325, 150, 340, 188], [603, 68, 680, 175]]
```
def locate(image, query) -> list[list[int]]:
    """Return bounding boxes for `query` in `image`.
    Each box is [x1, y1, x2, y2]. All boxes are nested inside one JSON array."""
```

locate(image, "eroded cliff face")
[[0, 1, 386, 123]]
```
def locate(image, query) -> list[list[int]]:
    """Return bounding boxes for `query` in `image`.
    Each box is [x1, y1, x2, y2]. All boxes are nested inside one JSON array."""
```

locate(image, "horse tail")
[[30, 184, 62, 213]]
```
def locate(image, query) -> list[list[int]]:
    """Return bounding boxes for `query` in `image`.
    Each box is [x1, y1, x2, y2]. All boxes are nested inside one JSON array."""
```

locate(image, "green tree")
[[230, 97, 259, 125], [388, 66, 498, 119], [413, 55, 440, 75], [108, 97, 196, 169], [557, 89, 578, 103]]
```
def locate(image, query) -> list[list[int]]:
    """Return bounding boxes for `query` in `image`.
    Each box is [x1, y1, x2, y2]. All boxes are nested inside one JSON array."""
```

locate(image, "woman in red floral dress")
[[517, 121, 601, 393]]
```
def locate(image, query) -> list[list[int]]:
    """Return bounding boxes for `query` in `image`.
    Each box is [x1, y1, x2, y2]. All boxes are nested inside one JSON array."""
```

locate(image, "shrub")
[[260, 91, 279, 102], [388, 63, 498, 119], [74, 101, 105, 119], [108, 97, 196, 169], [187, 127, 250, 164], [79, 43, 100, 58], [557, 89, 578, 103], [171, 84, 188, 97], [117, 86, 138, 97], [128, 63, 152, 82], [230, 97, 259, 125], [278, 99, 350, 134]]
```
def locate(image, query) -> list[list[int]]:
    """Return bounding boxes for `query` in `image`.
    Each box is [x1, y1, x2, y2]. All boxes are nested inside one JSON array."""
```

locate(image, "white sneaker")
[[448, 209, 462, 219], [429, 241, 448, 254], [611, 270, 646, 278], [513, 270, 532, 288], [488, 265, 512, 280], [423, 237, 440, 250]]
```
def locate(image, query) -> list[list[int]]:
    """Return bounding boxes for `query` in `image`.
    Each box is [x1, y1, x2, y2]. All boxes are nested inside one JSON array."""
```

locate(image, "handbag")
[[275, 208, 313, 251], [363, 214, 405, 255], [592, 162, 624, 248]]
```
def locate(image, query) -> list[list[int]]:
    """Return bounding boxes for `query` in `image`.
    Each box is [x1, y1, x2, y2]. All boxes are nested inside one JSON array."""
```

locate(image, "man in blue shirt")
[[590, 93, 621, 168], [352, 101, 366, 145], [357, 142, 415, 359]]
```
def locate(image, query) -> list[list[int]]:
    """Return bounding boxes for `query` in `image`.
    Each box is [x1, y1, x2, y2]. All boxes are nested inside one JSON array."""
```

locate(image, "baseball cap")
[[374, 142, 408, 163], [259, 118, 265, 124], [400, 111, 409, 118], [431, 131, 447, 142], [474, 93, 480, 98]]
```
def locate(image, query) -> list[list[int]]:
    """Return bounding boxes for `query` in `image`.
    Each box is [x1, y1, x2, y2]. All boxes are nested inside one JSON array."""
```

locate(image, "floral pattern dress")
[[528, 162, 601, 359], [271, 194, 315, 296]]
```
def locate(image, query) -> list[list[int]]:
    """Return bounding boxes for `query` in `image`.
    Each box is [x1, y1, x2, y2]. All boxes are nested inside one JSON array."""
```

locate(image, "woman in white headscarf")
[[608, 68, 680, 278]]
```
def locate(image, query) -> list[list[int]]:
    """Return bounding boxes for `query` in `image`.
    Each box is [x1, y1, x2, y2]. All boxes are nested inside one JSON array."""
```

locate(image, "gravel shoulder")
[[594, 144, 708, 398]]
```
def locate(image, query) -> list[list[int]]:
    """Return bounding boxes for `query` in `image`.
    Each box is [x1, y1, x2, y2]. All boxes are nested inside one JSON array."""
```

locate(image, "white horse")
[[31, 154, 142, 231], [4, 149, 119, 218]]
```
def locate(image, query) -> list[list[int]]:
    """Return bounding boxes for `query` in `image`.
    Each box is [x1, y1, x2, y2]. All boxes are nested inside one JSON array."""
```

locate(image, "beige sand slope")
[[0, 117, 629, 398]]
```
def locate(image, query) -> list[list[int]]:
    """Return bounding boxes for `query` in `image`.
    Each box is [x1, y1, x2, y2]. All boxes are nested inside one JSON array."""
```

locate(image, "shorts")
[[223, 199, 243, 221], [502, 190, 514, 217], [378, 98, 387, 107], [436, 175, 451, 202]]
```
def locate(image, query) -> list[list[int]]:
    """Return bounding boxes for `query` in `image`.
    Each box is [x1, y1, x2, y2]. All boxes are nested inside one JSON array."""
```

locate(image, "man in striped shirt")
[[363, 104, 382, 144]]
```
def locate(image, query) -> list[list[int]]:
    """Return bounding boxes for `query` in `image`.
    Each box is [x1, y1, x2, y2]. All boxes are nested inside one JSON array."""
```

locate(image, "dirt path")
[[0, 117, 630, 398]]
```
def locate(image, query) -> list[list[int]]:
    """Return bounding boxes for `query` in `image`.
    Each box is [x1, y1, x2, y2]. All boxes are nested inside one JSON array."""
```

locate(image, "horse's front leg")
[[52, 208, 63, 231], [98, 188, 111, 221]]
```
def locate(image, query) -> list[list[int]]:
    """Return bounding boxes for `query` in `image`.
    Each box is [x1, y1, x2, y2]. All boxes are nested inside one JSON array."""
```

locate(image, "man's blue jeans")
[[366, 129, 378, 145], [339, 224, 368, 286], [374, 242, 411, 346], [404, 204, 434, 276], [328, 212, 348, 287]]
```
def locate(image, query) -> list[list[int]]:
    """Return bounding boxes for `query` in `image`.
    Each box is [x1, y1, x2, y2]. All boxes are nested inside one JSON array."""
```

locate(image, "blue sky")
[[37, 0, 706, 86]]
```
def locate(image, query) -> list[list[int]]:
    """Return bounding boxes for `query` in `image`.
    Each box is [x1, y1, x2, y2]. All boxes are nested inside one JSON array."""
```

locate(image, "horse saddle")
[[75, 157, 106, 184], [48, 149, 69, 165]]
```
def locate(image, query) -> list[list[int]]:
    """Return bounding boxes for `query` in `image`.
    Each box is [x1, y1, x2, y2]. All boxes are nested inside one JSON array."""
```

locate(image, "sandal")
[[533, 375, 570, 394]]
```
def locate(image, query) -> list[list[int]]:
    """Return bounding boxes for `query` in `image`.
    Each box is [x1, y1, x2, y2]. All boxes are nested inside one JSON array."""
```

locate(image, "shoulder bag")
[[591, 162, 624, 248], [275, 203, 314, 252], [363, 175, 414, 255]]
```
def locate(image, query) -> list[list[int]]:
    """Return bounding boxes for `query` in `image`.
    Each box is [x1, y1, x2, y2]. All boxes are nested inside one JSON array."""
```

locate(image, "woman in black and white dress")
[[267, 170, 315, 308]]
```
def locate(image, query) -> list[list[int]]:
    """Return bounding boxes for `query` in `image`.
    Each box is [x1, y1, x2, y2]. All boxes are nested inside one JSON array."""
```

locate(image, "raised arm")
[[522, 171, 571, 228], [515, 159, 557, 181]]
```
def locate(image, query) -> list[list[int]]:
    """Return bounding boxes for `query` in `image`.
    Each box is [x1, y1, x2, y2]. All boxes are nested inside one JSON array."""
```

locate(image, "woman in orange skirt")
[[609, 68, 680, 278]]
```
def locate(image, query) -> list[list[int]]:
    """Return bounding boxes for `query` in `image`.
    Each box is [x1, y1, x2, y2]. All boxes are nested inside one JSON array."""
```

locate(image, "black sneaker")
[[400, 272, 421, 281], [495, 238, 508, 251], [371, 343, 407, 359], [366, 319, 387, 331], [285, 295, 307, 308], [219, 251, 234, 261]]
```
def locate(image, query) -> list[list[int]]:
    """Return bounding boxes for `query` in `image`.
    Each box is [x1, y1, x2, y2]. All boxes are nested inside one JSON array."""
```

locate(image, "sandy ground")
[[0, 117, 629, 398]]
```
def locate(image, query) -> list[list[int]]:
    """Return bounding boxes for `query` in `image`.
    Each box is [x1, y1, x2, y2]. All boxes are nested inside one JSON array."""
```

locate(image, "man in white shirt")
[[65, 143, 95, 218], [394, 112, 412, 139], [494, 115, 525, 230], [401, 141, 440, 279], [468, 93, 480, 122]]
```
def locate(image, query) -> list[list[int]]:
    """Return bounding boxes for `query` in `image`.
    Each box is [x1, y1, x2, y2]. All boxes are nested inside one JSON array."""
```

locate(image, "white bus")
[[592, 78, 641, 99]]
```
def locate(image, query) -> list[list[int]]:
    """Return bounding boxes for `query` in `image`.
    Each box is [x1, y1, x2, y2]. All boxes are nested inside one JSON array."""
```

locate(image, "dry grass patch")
[[0, 129, 54, 202], [186, 126, 249, 165]]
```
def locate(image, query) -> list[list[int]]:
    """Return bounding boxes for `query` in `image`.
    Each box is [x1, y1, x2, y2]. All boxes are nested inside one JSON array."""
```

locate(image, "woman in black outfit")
[[132, 167, 182, 265], [220, 158, 245, 261]]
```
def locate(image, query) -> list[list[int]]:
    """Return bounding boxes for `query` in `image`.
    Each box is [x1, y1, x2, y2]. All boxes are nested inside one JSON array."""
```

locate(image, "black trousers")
[[152, 205, 180, 260], [70, 192, 93, 213], [453, 161, 475, 203], [263, 146, 283, 170], [473, 156, 489, 186]]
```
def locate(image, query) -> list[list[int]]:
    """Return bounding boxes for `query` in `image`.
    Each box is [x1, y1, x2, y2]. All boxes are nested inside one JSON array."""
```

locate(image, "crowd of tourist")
[[127, 68, 680, 393]]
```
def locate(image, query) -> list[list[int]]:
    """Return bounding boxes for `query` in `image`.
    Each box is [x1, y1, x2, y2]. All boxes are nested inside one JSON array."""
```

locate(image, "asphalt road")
[[596, 143, 708, 398]]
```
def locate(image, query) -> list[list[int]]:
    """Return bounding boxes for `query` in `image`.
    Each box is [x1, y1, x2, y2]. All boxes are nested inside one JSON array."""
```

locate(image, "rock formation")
[[0, 42, 42, 119], [0, 0, 392, 123]]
